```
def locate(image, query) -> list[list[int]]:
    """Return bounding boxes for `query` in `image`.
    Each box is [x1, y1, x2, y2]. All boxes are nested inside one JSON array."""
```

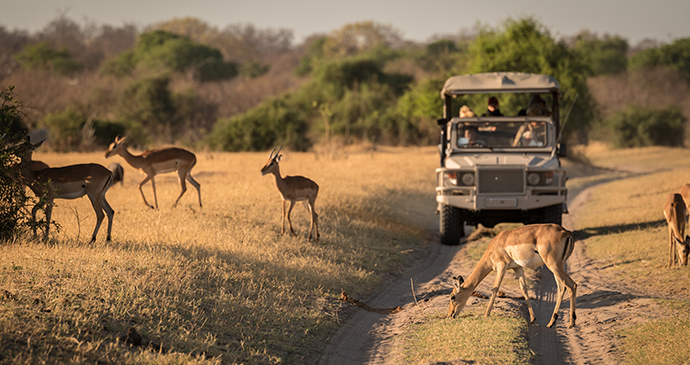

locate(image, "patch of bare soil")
[[319, 182, 676, 365]]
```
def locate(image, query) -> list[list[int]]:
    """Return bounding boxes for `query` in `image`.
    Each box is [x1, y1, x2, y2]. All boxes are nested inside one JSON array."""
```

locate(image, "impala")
[[19, 140, 114, 243], [663, 193, 690, 266], [260, 146, 320, 241], [679, 184, 690, 210], [448, 223, 577, 328], [105, 136, 201, 209]]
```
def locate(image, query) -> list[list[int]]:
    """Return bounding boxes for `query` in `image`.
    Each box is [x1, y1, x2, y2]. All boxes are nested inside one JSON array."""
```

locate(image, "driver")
[[462, 125, 486, 147]]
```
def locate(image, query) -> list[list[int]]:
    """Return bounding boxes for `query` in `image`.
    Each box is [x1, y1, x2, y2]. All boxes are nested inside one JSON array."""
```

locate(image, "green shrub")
[[0, 86, 38, 240], [117, 76, 176, 138], [610, 105, 685, 148], [15, 41, 82, 75], [41, 106, 128, 151], [208, 97, 310, 152]]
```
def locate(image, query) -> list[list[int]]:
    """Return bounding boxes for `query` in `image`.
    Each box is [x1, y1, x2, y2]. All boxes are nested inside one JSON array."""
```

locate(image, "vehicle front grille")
[[477, 168, 524, 194]]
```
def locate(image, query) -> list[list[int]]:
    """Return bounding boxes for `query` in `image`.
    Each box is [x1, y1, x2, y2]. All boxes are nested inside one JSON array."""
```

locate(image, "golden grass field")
[[1, 146, 439, 364], [3, 143, 690, 364]]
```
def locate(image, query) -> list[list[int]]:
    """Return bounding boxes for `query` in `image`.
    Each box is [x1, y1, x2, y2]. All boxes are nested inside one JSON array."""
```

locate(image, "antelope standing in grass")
[[663, 193, 690, 267], [260, 146, 320, 242], [105, 136, 201, 209], [448, 223, 577, 328], [19, 140, 115, 243]]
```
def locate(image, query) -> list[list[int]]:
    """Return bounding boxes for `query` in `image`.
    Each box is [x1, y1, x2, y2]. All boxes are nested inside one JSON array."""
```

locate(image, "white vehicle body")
[[436, 73, 568, 245]]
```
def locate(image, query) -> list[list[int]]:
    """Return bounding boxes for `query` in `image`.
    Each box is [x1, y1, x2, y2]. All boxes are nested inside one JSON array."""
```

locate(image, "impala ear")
[[276, 154, 283, 163]]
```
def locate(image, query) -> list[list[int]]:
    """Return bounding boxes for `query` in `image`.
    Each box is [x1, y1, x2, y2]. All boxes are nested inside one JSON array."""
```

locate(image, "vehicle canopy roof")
[[441, 72, 560, 97]]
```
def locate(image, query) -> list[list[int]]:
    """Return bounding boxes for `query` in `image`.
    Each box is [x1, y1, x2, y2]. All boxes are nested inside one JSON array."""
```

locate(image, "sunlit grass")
[[402, 310, 532, 365], [1, 146, 439, 364], [574, 144, 690, 364]]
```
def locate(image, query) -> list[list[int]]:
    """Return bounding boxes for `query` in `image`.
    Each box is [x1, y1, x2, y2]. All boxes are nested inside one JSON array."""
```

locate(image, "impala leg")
[[669, 225, 676, 267], [173, 169, 188, 208], [43, 200, 53, 242], [546, 263, 577, 328], [31, 200, 45, 238], [186, 173, 202, 207], [101, 195, 114, 242], [301, 200, 317, 241], [281, 200, 287, 234], [150, 177, 159, 209], [514, 267, 536, 323], [138, 176, 155, 209], [86, 191, 105, 243], [486, 264, 507, 317], [286, 200, 296, 236]]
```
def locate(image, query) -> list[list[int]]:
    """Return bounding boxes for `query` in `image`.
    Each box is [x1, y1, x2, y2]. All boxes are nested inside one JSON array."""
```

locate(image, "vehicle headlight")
[[445, 171, 458, 185], [461, 172, 475, 186], [527, 171, 556, 186]]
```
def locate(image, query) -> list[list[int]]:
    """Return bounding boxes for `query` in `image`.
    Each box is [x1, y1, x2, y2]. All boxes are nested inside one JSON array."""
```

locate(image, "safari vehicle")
[[436, 72, 567, 245]]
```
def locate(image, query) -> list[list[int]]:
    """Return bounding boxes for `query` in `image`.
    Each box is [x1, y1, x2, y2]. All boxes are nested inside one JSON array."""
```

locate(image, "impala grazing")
[[448, 223, 577, 328], [663, 193, 690, 267], [105, 136, 201, 209], [679, 184, 690, 210], [261, 146, 320, 242], [20, 140, 115, 243]]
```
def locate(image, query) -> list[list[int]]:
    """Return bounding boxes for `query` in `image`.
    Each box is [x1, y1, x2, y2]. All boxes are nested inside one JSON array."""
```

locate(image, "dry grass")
[[1, 146, 438, 364], [573, 144, 690, 364], [402, 310, 532, 365]]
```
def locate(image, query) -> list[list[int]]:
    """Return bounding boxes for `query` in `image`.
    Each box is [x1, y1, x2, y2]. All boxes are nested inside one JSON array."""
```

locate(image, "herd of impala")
[[17, 136, 319, 244], [16, 136, 690, 330]]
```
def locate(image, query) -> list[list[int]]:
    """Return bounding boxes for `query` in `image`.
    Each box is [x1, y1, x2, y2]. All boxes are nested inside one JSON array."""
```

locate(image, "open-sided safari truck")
[[436, 72, 567, 245]]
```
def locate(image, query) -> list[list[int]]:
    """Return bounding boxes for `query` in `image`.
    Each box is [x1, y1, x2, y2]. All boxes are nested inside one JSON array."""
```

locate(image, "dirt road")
[[319, 182, 664, 364]]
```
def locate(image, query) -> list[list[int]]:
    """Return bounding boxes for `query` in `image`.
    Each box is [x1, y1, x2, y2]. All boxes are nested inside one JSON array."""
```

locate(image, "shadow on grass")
[[574, 218, 666, 241]]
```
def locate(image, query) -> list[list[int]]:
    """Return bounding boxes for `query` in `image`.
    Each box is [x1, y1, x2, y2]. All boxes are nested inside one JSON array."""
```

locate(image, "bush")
[[609, 105, 686, 148], [208, 97, 310, 152], [15, 41, 82, 76], [0, 86, 37, 240], [41, 106, 127, 151]]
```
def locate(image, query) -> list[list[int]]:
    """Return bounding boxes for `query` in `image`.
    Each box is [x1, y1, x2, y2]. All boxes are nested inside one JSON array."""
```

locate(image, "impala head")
[[260, 146, 283, 176], [448, 275, 473, 318], [105, 136, 127, 158], [18, 137, 43, 163], [675, 236, 690, 266]]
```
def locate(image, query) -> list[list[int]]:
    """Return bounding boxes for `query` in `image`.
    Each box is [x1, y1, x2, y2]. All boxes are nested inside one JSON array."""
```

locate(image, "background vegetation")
[[4, 15, 690, 151]]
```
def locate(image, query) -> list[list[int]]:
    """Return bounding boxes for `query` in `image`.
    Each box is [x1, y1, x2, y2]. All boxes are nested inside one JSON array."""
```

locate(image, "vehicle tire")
[[440, 204, 464, 245], [543, 204, 563, 225]]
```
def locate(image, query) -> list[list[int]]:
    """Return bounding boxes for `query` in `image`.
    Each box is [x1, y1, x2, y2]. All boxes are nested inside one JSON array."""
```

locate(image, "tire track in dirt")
[[320, 178, 658, 365]]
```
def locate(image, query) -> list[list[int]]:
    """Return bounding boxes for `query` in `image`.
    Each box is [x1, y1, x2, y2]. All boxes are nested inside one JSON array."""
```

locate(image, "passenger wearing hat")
[[482, 96, 503, 117]]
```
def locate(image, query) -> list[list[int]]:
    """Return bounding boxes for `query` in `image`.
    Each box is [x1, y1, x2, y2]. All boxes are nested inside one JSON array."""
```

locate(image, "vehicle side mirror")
[[557, 143, 567, 158], [437, 118, 448, 126]]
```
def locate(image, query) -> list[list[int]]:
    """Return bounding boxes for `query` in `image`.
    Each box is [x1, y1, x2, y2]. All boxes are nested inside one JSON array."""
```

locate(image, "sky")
[[1, 0, 689, 46]]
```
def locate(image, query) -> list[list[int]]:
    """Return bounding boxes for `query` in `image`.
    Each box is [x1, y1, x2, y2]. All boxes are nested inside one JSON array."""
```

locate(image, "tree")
[[571, 31, 628, 76], [102, 30, 238, 81], [322, 21, 403, 59], [465, 17, 596, 142], [629, 37, 690, 81], [15, 41, 82, 75]]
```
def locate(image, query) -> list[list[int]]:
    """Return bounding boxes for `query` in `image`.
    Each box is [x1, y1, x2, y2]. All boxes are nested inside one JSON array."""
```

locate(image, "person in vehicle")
[[513, 121, 546, 146], [526, 94, 551, 116], [482, 96, 503, 116], [460, 125, 486, 147], [459, 105, 476, 118]]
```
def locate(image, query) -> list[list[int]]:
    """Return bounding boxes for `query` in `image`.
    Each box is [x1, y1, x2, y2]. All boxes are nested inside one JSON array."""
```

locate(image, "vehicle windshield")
[[457, 120, 548, 148]]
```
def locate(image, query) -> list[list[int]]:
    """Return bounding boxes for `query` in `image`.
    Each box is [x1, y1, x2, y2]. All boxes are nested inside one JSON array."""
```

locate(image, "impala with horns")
[[104, 136, 201, 209], [260, 146, 320, 241], [663, 193, 690, 267], [19, 140, 115, 243], [448, 223, 577, 328]]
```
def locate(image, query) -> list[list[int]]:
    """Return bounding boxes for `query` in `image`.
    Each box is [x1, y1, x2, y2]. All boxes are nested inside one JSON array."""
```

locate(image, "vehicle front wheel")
[[440, 204, 464, 245]]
